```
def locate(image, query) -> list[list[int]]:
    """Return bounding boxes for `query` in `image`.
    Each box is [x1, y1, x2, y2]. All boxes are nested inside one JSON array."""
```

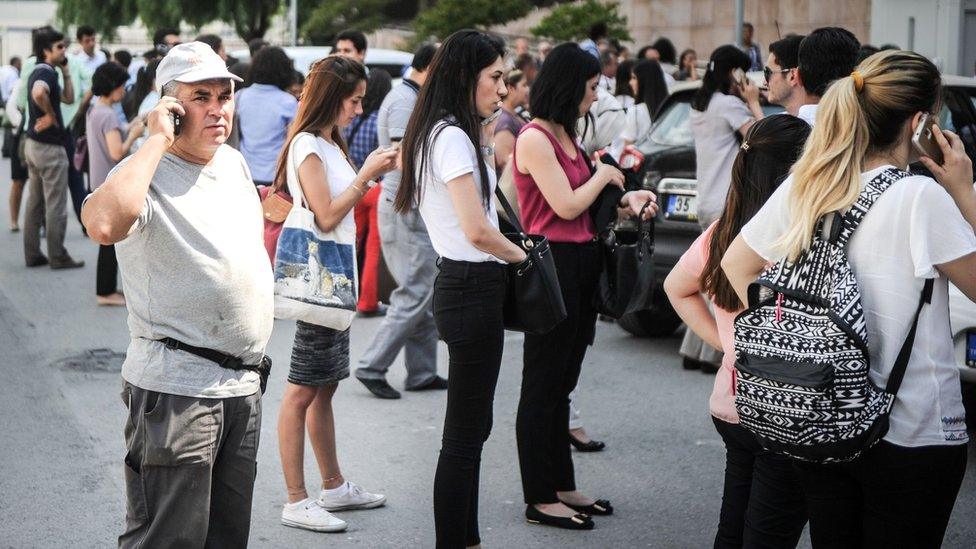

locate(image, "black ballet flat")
[[561, 499, 613, 516], [525, 505, 594, 530], [569, 432, 606, 452]]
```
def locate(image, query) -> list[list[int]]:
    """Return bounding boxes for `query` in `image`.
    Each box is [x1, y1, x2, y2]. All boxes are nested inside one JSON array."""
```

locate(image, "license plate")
[[967, 330, 976, 367], [665, 194, 698, 222]]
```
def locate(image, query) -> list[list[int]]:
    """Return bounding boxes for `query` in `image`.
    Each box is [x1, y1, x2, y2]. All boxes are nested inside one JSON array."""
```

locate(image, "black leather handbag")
[[595, 201, 656, 318], [494, 187, 567, 334]]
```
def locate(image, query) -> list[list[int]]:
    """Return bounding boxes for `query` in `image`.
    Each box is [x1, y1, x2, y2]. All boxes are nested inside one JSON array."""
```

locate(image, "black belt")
[[158, 337, 272, 394]]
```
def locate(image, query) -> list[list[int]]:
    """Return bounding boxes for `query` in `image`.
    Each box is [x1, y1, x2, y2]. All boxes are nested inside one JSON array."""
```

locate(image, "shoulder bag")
[[494, 187, 566, 334]]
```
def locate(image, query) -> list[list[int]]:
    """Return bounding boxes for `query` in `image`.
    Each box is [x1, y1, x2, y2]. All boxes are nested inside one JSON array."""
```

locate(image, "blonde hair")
[[778, 49, 941, 260]]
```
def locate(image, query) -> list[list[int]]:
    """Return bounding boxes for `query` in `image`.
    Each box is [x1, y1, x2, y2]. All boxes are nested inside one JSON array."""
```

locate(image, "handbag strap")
[[494, 186, 529, 242], [884, 277, 934, 395], [285, 132, 313, 210]]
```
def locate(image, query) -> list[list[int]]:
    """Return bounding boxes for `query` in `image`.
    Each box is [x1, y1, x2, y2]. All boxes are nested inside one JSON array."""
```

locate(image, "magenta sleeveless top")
[[512, 123, 596, 243]]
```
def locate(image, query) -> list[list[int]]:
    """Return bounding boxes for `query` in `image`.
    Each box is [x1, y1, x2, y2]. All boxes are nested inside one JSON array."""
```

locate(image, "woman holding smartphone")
[[395, 30, 525, 549], [273, 55, 398, 534]]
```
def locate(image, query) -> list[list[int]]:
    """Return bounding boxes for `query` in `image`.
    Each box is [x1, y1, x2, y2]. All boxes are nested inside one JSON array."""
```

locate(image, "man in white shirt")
[[793, 27, 860, 126], [73, 26, 106, 75], [0, 57, 20, 102]]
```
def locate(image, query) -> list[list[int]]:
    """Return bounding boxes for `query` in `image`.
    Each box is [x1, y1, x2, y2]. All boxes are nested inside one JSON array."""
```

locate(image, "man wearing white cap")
[[82, 42, 273, 547]]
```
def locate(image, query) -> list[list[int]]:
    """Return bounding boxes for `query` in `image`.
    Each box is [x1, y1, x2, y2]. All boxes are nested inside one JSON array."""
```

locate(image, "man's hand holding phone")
[[148, 96, 185, 147]]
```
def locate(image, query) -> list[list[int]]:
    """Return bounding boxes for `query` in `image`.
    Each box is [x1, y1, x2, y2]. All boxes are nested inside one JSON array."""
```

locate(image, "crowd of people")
[[2, 17, 975, 549]]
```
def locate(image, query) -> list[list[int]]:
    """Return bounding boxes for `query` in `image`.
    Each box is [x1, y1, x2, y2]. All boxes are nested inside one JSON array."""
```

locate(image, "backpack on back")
[[732, 168, 933, 463]]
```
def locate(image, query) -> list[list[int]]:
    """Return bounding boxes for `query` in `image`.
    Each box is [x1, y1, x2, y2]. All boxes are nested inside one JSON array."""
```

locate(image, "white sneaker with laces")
[[318, 481, 387, 511], [281, 498, 348, 532]]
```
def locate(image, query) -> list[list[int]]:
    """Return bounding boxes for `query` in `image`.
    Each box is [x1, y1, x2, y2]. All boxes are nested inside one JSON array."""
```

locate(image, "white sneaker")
[[318, 481, 387, 511], [281, 498, 348, 532]]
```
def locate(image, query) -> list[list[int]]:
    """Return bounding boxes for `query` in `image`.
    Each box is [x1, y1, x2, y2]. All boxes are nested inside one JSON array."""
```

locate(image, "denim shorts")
[[288, 321, 350, 386]]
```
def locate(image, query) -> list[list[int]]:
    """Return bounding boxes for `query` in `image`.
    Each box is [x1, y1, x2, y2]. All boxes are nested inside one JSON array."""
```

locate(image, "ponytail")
[[776, 49, 941, 260]]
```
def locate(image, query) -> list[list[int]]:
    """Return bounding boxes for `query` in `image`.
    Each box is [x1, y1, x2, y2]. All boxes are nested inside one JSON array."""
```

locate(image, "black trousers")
[[712, 417, 807, 549], [795, 440, 967, 549], [517, 242, 600, 504], [431, 259, 507, 549], [96, 244, 118, 296]]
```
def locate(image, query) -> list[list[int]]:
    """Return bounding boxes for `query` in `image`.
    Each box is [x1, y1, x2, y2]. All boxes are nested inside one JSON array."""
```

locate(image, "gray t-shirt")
[[377, 80, 420, 201], [86, 103, 123, 191], [689, 92, 753, 226], [111, 145, 274, 398]]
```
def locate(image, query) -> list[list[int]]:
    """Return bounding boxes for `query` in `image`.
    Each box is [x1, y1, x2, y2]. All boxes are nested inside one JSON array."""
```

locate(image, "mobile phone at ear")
[[911, 113, 943, 165], [481, 108, 502, 127], [171, 112, 182, 136], [732, 68, 747, 87]]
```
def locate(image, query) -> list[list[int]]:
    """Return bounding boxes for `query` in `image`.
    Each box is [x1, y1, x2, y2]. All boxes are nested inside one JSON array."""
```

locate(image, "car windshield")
[[648, 96, 784, 148]]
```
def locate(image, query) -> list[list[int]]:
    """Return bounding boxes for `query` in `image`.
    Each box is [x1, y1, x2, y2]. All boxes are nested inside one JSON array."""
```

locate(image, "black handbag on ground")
[[494, 187, 567, 334], [157, 337, 272, 394], [595, 200, 656, 318]]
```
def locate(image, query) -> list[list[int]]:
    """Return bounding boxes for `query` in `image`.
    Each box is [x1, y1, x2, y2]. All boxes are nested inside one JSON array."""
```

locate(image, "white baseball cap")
[[155, 41, 243, 94]]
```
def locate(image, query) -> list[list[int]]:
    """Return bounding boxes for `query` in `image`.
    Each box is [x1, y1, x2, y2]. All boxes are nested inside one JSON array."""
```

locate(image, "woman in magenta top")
[[511, 43, 657, 531]]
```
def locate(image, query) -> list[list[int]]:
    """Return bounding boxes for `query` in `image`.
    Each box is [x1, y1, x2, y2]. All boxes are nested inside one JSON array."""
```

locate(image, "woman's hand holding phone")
[[919, 125, 974, 200]]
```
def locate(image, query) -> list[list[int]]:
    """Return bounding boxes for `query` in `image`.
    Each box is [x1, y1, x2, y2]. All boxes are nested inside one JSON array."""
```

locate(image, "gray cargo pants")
[[23, 138, 69, 264], [118, 382, 261, 549], [356, 197, 439, 388]]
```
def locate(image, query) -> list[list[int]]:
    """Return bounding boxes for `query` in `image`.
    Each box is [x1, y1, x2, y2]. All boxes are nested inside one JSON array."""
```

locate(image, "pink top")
[[677, 222, 741, 423], [513, 123, 596, 243]]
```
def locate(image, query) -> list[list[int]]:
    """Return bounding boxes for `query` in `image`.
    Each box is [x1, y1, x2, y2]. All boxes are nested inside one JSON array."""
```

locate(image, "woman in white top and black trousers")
[[395, 30, 526, 549], [724, 50, 976, 548]]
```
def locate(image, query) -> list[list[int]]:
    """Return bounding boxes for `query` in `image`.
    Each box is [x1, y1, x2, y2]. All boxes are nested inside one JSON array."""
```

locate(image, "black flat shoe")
[[561, 499, 613, 516], [682, 357, 702, 370], [357, 377, 401, 399], [405, 375, 448, 392], [569, 432, 606, 452], [525, 505, 594, 530]]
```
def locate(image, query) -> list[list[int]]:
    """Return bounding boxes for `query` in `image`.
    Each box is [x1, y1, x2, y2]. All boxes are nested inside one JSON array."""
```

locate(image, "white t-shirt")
[[287, 132, 359, 235], [690, 92, 753, 225], [741, 165, 976, 447], [797, 103, 818, 127], [417, 122, 501, 263], [622, 102, 653, 145]]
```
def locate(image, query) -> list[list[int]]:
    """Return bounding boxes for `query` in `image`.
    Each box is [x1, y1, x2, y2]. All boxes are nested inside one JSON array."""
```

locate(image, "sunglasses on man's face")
[[763, 66, 792, 83]]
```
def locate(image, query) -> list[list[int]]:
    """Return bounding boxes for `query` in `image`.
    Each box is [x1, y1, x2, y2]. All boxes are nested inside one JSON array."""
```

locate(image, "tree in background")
[[55, 0, 281, 42], [301, 0, 394, 45], [411, 0, 532, 45], [531, 0, 631, 42]]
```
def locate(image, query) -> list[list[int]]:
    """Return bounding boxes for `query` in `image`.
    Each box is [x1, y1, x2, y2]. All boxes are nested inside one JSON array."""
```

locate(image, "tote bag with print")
[[273, 132, 358, 330]]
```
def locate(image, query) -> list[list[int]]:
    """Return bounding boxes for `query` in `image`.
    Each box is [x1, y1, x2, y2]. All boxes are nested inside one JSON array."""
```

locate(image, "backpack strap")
[[885, 278, 935, 395], [835, 168, 909, 246]]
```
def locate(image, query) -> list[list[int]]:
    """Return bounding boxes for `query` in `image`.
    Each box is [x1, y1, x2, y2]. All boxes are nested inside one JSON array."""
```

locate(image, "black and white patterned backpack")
[[732, 168, 934, 463]]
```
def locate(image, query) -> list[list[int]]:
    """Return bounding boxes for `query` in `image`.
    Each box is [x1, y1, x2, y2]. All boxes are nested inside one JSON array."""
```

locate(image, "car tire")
[[617, 293, 683, 338]]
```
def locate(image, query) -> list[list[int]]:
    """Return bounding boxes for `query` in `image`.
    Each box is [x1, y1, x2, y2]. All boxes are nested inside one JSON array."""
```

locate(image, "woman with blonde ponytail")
[[723, 50, 976, 547]]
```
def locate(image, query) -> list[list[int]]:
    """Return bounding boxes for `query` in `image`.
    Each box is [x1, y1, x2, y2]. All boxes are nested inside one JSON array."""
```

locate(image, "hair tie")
[[740, 141, 750, 152], [850, 70, 864, 93], [708, 60, 715, 72]]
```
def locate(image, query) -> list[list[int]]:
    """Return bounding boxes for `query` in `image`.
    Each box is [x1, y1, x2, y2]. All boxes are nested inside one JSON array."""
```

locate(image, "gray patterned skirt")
[[288, 321, 351, 386]]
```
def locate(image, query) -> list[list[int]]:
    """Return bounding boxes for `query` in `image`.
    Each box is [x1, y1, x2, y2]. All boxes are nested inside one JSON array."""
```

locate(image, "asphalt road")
[[1, 155, 974, 548]]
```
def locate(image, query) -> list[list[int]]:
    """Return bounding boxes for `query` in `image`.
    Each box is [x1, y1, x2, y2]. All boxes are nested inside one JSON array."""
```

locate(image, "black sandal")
[[525, 505, 594, 530], [569, 432, 606, 452], [561, 499, 613, 516]]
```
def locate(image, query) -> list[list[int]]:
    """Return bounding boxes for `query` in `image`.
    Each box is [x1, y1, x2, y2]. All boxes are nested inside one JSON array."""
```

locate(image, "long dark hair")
[[124, 59, 159, 120], [528, 43, 601, 140], [691, 45, 750, 112], [362, 69, 393, 116], [631, 59, 668, 121], [272, 55, 367, 191], [395, 30, 506, 213], [613, 58, 636, 98], [701, 114, 811, 310]]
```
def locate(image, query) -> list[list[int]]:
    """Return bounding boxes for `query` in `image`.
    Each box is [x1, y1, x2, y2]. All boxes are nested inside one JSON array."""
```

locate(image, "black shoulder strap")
[[494, 186, 527, 239], [835, 167, 909, 246], [884, 278, 935, 395]]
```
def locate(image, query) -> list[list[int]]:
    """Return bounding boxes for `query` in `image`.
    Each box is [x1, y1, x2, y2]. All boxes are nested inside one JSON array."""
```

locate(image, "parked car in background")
[[229, 46, 413, 78], [625, 74, 976, 424]]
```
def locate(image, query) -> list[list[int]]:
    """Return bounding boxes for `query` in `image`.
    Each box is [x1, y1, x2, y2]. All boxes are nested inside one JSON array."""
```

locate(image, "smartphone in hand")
[[911, 113, 943, 165]]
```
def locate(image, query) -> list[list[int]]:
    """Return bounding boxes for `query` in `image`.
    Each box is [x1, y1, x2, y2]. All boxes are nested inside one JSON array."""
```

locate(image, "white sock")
[[324, 481, 349, 498]]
